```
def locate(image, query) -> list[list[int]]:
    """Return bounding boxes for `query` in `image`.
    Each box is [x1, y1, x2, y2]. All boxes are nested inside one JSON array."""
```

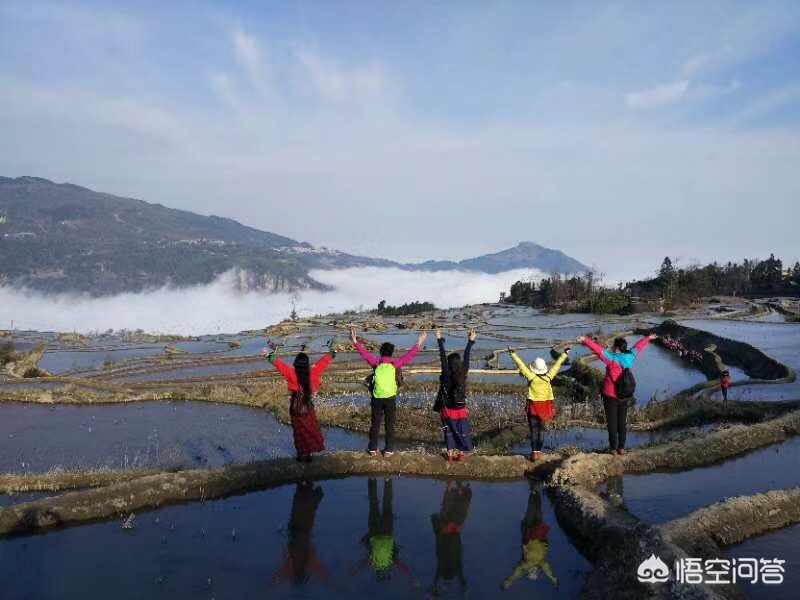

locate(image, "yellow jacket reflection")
[[502, 482, 558, 590]]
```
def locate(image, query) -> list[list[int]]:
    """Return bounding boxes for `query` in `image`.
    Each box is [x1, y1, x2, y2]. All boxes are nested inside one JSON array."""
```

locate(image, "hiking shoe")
[[530, 451, 542, 461], [367, 450, 378, 457], [443, 452, 454, 462], [617, 448, 626, 456], [456, 453, 467, 462], [382, 450, 395, 458]]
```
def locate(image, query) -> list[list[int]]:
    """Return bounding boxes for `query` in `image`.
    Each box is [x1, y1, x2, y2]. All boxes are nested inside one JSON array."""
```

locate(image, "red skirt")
[[527, 400, 555, 422], [291, 409, 324, 456]]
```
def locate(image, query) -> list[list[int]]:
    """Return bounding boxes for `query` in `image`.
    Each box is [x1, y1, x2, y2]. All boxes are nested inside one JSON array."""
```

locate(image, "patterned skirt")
[[291, 409, 325, 456]]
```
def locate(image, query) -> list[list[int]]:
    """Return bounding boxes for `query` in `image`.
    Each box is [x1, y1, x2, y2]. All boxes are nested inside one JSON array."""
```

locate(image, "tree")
[[659, 257, 677, 302]]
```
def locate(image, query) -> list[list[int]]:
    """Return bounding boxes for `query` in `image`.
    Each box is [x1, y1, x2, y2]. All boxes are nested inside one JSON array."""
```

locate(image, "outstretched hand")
[[349, 327, 358, 344], [416, 332, 428, 348], [648, 333, 658, 340], [468, 329, 477, 342]]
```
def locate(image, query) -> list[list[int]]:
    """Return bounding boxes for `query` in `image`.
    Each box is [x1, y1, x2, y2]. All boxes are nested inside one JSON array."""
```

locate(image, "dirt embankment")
[[0, 452, 556, 537], [0, 469, 159, 494], [651, 320, 794, 381], [550, 483, 729, 600], [545, 410, 800, 598], [551, 409, 800, 489], [661, 487, 800, 559]]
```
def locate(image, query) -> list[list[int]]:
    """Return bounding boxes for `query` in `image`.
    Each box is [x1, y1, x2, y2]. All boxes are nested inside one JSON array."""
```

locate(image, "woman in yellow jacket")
[[508, 347, 570, 461]]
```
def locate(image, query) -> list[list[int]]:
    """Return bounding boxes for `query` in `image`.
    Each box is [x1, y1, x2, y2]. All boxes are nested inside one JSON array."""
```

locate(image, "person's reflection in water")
[[429, 480, 472, 597], [351, 478, 418, 586], [271, 482, 328, 587], [605, 475, 625, 509], [501, 480, 558, 591]]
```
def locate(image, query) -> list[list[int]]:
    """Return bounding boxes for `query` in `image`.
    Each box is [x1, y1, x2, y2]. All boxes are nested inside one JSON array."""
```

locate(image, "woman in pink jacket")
[[576, 333, 657, 455]]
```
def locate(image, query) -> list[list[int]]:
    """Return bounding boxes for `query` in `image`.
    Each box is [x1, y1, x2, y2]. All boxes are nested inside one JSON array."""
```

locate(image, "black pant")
[[603, 396, 628, 450], [721, 387, 728, 402], [368, 478, 394, 536], [369, 396, 397, 452], [527, 413, 545, 452]]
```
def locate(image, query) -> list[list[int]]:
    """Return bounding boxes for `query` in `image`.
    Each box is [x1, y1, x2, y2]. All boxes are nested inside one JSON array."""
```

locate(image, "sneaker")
[[456, 452, 467, 462], [382, 450, 394, 458], [617, 448, 626, 456], [530, 451, 542, 461], [367, 450, 378, 457], [443, 452, 454, 461]]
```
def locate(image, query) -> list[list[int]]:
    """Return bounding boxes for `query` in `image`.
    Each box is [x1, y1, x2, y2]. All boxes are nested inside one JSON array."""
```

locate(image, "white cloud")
[[625, 80, 691, 109], [681, 52, 714, 77], [0, 268, 540, 335], [296, 48, 385, 105], [231, 27, 267, 95]]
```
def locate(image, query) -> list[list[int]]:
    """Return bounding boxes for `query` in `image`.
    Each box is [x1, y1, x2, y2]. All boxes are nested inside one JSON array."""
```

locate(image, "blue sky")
[[1, 0, 799, 281]]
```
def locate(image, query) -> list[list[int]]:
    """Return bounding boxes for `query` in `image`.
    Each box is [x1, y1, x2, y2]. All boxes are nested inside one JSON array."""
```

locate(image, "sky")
[[1, 0, 800, 282]]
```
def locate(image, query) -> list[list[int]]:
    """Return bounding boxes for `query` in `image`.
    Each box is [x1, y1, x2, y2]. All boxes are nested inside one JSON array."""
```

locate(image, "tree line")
[[504, 254, 800, 314]]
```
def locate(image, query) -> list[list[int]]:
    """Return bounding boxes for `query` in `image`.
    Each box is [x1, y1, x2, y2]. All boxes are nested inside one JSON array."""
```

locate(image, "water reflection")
[[502, 481, 558, 591], [430, 481, 472, 596], [604, 475, 625, 509], [353, 478, 418, 587], [271, 482, 327, 588]]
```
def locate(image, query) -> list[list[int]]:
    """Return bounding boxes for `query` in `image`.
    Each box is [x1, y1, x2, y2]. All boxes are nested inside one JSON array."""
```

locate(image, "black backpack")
[[616, 368, 636, 399]]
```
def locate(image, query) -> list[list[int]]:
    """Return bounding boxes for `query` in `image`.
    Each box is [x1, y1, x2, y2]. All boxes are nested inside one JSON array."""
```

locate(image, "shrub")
[[22, 367, 45, 378], [0, 341, 13, 366]]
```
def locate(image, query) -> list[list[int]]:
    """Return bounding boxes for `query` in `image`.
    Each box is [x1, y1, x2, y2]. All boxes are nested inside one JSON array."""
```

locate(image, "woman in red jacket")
[[263, 343, 337, 462], [576, 333, 657, 455]]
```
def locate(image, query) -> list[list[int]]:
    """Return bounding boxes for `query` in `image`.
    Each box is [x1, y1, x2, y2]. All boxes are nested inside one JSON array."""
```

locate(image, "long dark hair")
[[447, 352, 466, 397], [294, 353, 312, 403]]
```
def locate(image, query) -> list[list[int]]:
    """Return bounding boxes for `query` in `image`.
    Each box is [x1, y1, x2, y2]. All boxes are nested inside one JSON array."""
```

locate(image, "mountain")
[[0, 176, 588, 295], [408, 242, 589, 274]]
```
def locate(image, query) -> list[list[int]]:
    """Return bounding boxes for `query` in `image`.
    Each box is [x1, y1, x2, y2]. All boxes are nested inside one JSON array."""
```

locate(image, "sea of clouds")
[[0, 267, 543, 335]]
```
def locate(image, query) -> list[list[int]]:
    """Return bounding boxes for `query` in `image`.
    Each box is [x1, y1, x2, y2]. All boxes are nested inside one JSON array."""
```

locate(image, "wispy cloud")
[[625, 80, 692, 109], [1, 1, 798, 278], [296, 49, 384, 105], [231, 27, 268, 96]]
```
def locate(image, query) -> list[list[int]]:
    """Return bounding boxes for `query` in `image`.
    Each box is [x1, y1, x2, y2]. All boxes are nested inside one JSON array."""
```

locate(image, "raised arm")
[[576, 336, 613, 367], [311, 352, 334, 378], [632, 333, 657, 358], [350, 327, 379, 367], [541, 560, 558, 587], [271, 356, 296, 383], [509, 349, 534, 381], [436, 330, 448, 374], [546, 350, 569, 380], [501, 563, 528, 590], [463, 330, 476, 373], [393, 333, 427, 368]]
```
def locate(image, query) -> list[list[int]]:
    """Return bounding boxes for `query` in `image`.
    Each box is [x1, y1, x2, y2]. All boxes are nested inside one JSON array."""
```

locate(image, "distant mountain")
[[407, 242, 589, 274], [0, 177, 588, 295]]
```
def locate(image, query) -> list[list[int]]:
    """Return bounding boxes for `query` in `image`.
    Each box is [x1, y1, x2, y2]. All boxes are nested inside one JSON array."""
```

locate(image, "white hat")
[[530, 357, 548, 375]]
